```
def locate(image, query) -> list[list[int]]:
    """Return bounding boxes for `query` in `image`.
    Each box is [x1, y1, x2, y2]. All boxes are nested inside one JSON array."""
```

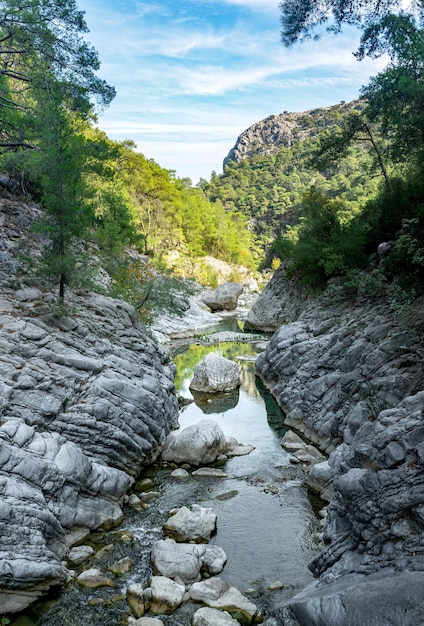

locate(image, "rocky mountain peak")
[[223, 100, 359, 167]]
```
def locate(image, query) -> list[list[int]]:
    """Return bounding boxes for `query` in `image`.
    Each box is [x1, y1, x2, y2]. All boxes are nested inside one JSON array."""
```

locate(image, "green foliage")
[[0, 0, 115, 151], [203, 103, 379, 261], [108, 256, 199, 324], [279, 0, 404, 46]]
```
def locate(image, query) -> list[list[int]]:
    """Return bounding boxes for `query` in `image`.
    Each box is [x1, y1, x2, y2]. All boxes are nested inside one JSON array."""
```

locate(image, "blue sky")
[[81, 0, 387, 183]]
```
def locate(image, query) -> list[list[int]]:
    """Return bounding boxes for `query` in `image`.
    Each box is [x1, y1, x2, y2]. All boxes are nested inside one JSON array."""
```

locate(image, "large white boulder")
[[163, 504, 217, 543], [161, 419, 228, 465], [202, 282, 243, 311], [190, 353, 240, 393]]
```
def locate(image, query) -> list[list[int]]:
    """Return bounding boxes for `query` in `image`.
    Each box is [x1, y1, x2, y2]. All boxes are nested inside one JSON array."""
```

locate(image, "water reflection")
[[190, 388, 240, 414], [172, 340, 320, 604]]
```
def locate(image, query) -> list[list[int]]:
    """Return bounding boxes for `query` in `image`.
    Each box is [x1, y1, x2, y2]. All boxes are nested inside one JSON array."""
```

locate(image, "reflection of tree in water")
[[238, 360, 261, 400], [255, 376, 288, 436]]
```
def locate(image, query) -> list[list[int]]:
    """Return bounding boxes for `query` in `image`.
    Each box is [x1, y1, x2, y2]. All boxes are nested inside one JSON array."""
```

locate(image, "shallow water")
[[12, 337, 320, 626]]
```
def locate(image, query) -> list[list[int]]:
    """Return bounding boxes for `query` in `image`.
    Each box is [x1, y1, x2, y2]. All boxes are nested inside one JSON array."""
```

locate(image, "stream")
[[12, 319, 321, 626]]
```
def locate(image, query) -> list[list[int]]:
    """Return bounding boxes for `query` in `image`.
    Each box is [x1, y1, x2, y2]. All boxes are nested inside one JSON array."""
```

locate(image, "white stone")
[[190, 353, 240, 393], [163, 504, 217, 543]]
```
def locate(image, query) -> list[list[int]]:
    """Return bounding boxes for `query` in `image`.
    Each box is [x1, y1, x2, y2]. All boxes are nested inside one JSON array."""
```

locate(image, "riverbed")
[[13, 324, 320, 626]]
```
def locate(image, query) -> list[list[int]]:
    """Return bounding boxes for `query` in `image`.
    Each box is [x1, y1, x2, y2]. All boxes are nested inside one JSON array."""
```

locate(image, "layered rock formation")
[[254, 272, 424, 625], [0, 198, 179, 611]]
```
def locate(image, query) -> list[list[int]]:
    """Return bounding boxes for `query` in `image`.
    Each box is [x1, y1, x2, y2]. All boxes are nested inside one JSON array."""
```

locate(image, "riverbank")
[[253, 264, 424, 625]]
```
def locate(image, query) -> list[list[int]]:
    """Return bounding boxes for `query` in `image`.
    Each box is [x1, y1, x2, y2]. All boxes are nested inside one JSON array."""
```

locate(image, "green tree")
[[35, 81, 94, 302], [279, 0, 406, 46], [0, 0, 114, 151]]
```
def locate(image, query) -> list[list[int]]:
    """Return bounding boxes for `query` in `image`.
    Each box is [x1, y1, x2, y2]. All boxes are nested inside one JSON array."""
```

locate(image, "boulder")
[[161, 419, 228, 465], [192, 607, 240, 626], [151, 538, 227, 584], [202, 282, 243, 311], [163, 504, 217, 543], [189, 577, 258, 624], [147, 575, 185, 615], [151, 538, 206, 584], [245, 262, 309, 332], [190, 353, 240, 393]]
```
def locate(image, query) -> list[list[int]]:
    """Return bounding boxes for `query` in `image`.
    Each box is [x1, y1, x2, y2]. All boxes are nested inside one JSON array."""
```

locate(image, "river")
[[12, 320, 320, 626]]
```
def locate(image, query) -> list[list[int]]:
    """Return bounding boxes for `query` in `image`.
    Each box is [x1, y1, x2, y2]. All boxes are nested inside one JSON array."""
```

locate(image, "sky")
[[80, 0, 388, 184]]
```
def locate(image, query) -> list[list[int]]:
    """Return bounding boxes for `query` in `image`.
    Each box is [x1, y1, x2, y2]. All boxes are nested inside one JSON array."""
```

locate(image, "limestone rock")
[[76, 568, 115, 588], [147, 575, 185, 614], [245, 262, 309, 332], [161, 419, 228, 465], [67, 545, 94, 565], [190, 577, 258, 624], [163, 504, 217, 543], [255, 269, 424, 623], [202, 282, 244, 311], [0, 203, 179, 612], [126, 583, 145, 618], [192, 607, 240, 625], [190, 353, 240, 393], [128, 617, 164, 626], [151, 538, 206, 584]]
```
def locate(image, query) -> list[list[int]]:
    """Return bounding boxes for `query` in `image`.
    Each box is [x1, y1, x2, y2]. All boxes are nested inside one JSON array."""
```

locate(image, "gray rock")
[[0, 283, 179, 610], [76, 567, 115, 588], [191, 577, 258, 623], [190, 353, 240, 393], [161, 419, 228, 465], [151, 538, 206, 584], [126, 582, 145, 618], [192, 607, 240, 626], [202, 282, 244, 311], [147, 575, 185, 615], [163, 504, 217, 543], [67, 545, 94, 565], [255, 268, 424, 624], [245, 263, 309, 332]]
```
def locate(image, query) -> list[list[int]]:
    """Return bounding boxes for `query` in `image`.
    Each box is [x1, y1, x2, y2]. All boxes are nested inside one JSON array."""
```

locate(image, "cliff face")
[[253, 268, 424, 625], [223, 101, 359, 167], [0, 198, 179, 612]]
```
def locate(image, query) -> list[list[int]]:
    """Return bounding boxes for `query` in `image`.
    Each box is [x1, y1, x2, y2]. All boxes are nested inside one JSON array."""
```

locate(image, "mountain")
[[223, 100, 361, 167], [203, 100, 376, 263]]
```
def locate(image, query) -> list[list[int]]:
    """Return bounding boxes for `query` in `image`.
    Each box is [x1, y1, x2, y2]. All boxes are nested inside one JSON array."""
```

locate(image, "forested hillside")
[[0, 0, 254, 318], [203, 8, 424, 308], [201, 101, 380, 258]]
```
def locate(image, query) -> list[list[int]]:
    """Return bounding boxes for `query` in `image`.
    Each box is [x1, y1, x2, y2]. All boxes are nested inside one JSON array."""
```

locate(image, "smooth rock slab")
[[192, 607, 240, 626], [163, 504, 217, 543], [189, 353, 240, 393]]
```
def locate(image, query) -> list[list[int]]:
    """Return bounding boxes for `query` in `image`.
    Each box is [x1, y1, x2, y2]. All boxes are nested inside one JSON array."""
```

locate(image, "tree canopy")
[[0, 0, 115, 150], [279, 0, 411, 46]]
